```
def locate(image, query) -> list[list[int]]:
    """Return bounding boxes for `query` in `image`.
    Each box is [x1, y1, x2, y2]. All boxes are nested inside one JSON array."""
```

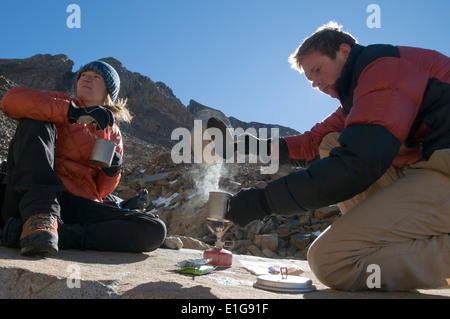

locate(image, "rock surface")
[[0, 246, 448, 302]]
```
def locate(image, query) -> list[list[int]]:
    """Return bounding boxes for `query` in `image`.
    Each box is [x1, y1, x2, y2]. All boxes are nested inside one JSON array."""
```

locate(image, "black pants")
[[1, 119, 166, 252]]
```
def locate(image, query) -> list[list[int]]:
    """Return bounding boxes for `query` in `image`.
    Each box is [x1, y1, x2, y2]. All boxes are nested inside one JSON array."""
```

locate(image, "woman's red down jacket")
[[1, 87, 123, 202]]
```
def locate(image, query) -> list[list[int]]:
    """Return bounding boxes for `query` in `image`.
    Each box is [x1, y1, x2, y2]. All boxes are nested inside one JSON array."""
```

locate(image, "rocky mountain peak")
[[0, 54, 74, 93], [0, 54, 300, 147]]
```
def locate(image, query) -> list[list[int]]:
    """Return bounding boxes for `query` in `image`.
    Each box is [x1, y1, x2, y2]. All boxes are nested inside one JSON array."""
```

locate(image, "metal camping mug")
[[89, 138, 117, 168], [207, 190, 232, 221]]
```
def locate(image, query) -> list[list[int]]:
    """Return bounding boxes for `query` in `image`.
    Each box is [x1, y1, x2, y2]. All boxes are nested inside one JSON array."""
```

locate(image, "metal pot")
[[190, 117, 234, 164], [207, 190, 232, 221], [89, 138, 117, 168]]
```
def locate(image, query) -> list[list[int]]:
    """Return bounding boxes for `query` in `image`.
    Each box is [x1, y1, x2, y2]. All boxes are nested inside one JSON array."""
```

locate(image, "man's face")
[[301, 44, 351, 98]]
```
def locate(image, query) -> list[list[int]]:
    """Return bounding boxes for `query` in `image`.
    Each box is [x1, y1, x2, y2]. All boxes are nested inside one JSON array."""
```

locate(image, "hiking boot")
[[2, 217, 23, 248], [20, 213, 59, 256]]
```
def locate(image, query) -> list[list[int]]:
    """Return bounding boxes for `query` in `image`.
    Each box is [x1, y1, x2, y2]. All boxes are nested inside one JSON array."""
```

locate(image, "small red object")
[[203, 247, 233, 267]]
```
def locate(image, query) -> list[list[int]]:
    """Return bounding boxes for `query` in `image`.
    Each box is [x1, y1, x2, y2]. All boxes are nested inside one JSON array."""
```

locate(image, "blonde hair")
[[288, 21, 357, 73], [103, 94, 133, 123]]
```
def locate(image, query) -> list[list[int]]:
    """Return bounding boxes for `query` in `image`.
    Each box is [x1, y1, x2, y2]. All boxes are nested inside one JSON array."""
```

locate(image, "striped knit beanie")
[[76, 61, 120, 102]]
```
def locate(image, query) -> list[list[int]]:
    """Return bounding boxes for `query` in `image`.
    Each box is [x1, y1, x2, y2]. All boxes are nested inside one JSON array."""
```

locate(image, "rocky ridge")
[[0, 54, 341, 260]]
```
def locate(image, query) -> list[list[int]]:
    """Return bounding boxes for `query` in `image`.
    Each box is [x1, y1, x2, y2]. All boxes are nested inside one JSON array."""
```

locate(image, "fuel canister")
[[203, 247, 232, 267]]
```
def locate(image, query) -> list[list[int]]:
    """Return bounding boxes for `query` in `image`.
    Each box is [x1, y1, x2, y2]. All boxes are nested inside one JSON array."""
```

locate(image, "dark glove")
[[67, 101, 114, 131], [101, 151, 122, 177], [234, 133, 271, 156], [224, 188, 272, 227]]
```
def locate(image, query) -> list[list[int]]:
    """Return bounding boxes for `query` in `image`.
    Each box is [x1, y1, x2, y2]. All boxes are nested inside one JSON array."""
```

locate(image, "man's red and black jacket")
[[265, 44, 450, 215]]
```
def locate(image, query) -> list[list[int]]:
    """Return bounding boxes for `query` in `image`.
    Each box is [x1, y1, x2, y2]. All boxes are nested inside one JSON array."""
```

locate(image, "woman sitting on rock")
[[0, 60, 166, 257]]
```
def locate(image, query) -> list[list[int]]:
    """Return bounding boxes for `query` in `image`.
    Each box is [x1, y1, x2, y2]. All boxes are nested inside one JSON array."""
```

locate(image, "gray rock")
[[290, 233, 312, 251]]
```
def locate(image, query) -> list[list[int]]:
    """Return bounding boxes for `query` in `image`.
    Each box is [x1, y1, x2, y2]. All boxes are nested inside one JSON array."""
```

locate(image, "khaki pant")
[[308, 132, 450, 291]]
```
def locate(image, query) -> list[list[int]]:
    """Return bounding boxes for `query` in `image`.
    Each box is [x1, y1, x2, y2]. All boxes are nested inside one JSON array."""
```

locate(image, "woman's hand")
[[67, 101, 114, 131]]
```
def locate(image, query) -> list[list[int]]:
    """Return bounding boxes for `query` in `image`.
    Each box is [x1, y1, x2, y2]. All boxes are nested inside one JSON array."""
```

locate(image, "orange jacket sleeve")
[[1, 87, 70, 124]]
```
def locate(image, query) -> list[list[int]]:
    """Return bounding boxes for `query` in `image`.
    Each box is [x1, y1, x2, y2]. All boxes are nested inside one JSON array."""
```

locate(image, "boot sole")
[[20, 232, 59, 257], [20, 243, 58, 257]]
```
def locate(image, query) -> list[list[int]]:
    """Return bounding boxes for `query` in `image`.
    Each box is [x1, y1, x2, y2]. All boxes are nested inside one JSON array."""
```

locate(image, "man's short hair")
[[289, 21, 357, 73]]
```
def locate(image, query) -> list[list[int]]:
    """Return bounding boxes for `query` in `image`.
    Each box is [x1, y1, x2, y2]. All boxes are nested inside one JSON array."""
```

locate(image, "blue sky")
[[1, 0, 449, 133]]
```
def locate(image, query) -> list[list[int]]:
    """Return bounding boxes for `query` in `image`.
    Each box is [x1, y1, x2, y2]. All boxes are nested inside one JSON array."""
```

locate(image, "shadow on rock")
[[46, 249, 152, 265], [122, 281, 218, 299]]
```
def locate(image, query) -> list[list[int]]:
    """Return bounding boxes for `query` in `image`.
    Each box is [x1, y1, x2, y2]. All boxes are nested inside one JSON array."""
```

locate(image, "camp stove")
[[203, 191, 234, 266], [205, 218, 232, 248], [204, 218, 233, 267]]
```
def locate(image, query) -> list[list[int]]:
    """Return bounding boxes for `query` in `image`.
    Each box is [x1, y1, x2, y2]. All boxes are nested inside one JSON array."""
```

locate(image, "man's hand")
[[234, 133, 272, 156], [225, 187, 272, 227], [68, 101, 114, 131]]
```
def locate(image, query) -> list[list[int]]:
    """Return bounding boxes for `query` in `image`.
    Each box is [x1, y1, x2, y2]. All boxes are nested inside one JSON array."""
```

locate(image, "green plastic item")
[[178, 264, 216, 275]]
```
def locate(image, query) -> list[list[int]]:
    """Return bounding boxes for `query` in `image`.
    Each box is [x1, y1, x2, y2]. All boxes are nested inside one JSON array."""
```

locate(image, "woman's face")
[[76, 70, 108, 106]]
